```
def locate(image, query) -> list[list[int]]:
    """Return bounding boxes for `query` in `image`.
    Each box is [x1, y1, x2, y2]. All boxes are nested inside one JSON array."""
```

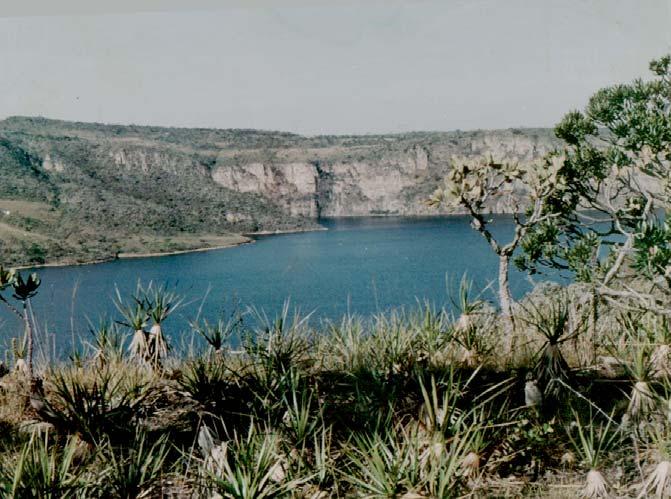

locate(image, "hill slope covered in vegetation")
[[0, 117, 560, 266]]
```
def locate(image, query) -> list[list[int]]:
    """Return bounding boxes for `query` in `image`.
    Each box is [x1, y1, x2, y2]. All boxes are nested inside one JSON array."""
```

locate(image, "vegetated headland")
[[0, 116, 558, 267]]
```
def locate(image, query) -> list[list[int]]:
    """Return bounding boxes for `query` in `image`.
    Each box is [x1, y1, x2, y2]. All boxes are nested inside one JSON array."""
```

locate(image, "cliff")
[[0, 117, 561, 265]]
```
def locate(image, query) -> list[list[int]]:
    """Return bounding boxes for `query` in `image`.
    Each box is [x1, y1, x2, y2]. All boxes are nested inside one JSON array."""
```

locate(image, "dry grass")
[[0, 282, 669, 496]]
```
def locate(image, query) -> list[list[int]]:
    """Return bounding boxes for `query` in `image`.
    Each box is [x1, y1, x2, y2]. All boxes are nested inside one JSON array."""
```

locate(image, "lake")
[[0, 215, 552, 357]]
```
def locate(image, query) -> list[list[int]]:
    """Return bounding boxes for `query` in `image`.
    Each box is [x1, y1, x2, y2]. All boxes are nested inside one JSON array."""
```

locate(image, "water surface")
[[0, 216, 552, 356]]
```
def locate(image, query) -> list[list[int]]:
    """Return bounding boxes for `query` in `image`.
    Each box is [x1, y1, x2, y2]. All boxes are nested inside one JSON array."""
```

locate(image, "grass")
[[2, 281, 671, 496]]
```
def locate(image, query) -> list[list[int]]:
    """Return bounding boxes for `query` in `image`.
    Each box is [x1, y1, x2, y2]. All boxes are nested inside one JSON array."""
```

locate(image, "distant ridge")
[[0, 116, 561, 266]]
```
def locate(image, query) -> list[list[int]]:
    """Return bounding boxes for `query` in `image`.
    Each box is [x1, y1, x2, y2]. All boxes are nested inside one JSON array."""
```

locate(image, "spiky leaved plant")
[[7, 271, 41, 380], [458, 407, 496, 485], [625, 339, 658, 424], [200, 423, 305, 499], [451, 275, 486, 333], [144, 283, 182, 367], [639, 426, 671, 498], [95, 430, 170, 499], [448, 276, 491, 367], [191, 308, 242, 355], [11, 336, 28, 376], [281, 385, 321, 451], [0, 266, 18, 316], [412, 301, 451, 363], [0, 431, 84, 498], [519, 289, 582, 402], [424, 428, 479, 499], [243, 302, 313, 412], [86, 318, 125, 367], [567, 408, 619, 499], [418, 372, 467, 437], [648, 318, 671, 379], [114, 286, 149, 363], [344, 425, 425, 497], [38, 366, 149, 445]]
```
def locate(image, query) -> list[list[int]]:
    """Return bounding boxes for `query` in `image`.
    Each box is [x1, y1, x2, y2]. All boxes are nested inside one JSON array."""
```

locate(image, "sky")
[[0, 0, 669, 135]]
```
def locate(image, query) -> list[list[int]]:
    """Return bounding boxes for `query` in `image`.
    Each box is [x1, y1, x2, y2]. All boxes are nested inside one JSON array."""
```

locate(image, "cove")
[[0, 215, 557, 356]]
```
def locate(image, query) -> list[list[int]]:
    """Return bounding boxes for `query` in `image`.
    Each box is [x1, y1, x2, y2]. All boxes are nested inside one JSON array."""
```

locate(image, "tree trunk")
[[498, 253, 515, 353], [23, 301, 33, 379], [590, 286, 598, 364]]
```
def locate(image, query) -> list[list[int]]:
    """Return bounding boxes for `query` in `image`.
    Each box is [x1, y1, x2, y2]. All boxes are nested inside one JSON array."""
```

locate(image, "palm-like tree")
[[145, 283, 182, 367], [114, 287, 149, 362], [0, 270, 41, 379]]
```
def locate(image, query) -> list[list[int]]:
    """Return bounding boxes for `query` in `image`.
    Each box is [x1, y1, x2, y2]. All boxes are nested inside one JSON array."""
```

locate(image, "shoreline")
[[13, 237, 255, 271], [243, 225, 327, 236], [11, 225, 328, 271], [116, 238, 254, 260]]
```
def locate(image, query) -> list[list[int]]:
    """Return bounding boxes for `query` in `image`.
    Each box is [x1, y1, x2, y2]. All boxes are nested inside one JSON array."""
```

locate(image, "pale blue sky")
[[0, 0, 669, 135]]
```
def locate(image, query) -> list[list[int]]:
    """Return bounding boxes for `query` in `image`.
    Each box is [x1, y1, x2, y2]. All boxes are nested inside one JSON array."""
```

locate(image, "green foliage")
[[633, 219, 671, 277], [520, 54, 671, 298], [567, 409, 619, 469], [191, 309, 242, 353], [94, 431, 170, 499], [520, 289, 581, 400], [201, 425, 305, 499], [39, 366, 149, 445], [11, 272, 40, 302], [0, 432, 84, 498]]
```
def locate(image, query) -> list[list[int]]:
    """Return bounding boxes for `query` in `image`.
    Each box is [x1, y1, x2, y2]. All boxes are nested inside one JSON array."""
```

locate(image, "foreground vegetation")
[[3, 280, 671, 497]]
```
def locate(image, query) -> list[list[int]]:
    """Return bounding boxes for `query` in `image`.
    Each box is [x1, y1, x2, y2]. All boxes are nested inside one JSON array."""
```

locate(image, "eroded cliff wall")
[[0, 117, 564, 264], [208, 129, 561, 217], [0, 117, 562, 225]]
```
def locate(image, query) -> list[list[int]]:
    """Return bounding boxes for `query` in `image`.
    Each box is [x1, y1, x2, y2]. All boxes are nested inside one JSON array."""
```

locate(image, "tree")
[[516, 55, 671, 317], [0, 266, 41, 378], [428, 153, 567, 351]]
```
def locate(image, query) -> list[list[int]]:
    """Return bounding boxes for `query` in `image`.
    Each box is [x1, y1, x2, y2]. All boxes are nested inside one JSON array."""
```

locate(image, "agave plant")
[[344, 426, 425, 497], [451, 274, 486, 333], [199, 423, 304, 499], [178, 356, 252, 424], [519, 289, 583, 402], [114, 286, 149, 363], [0, 431, 84, 498], [567, 408, 620, 499], [95, 431, 170, 499], [424, 429, 479, 499], [637, 425, 671, 498], [11, 336, 28, 376], [85, 318, 125, 367], [0, 266, 18, 316], [0, 271, 41, 379], [242, 303, 313, 412], [144, 283, 183, 367], [417, 369, 480, 438], [646, 318, 671, 379], [38, 366, 149, 445], [624, 339, 658, 425], [191, 309, 242, 355], [345, 421, 476, 498], [281, 385, 322, 450]]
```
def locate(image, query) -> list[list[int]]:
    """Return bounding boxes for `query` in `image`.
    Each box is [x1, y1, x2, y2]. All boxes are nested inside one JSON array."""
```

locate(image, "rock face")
[[0, 117, 562, 224], [208, 130, 560, 218], [212, 162, 319, 217], [0, 117, 566, 265]]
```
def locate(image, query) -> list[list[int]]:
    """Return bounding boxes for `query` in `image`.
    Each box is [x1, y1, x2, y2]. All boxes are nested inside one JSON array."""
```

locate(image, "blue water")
[[0, 216, 551, 356]]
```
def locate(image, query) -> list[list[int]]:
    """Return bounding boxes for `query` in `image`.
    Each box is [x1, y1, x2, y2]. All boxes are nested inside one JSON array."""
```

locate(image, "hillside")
[[0, 117, 562, 266]]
